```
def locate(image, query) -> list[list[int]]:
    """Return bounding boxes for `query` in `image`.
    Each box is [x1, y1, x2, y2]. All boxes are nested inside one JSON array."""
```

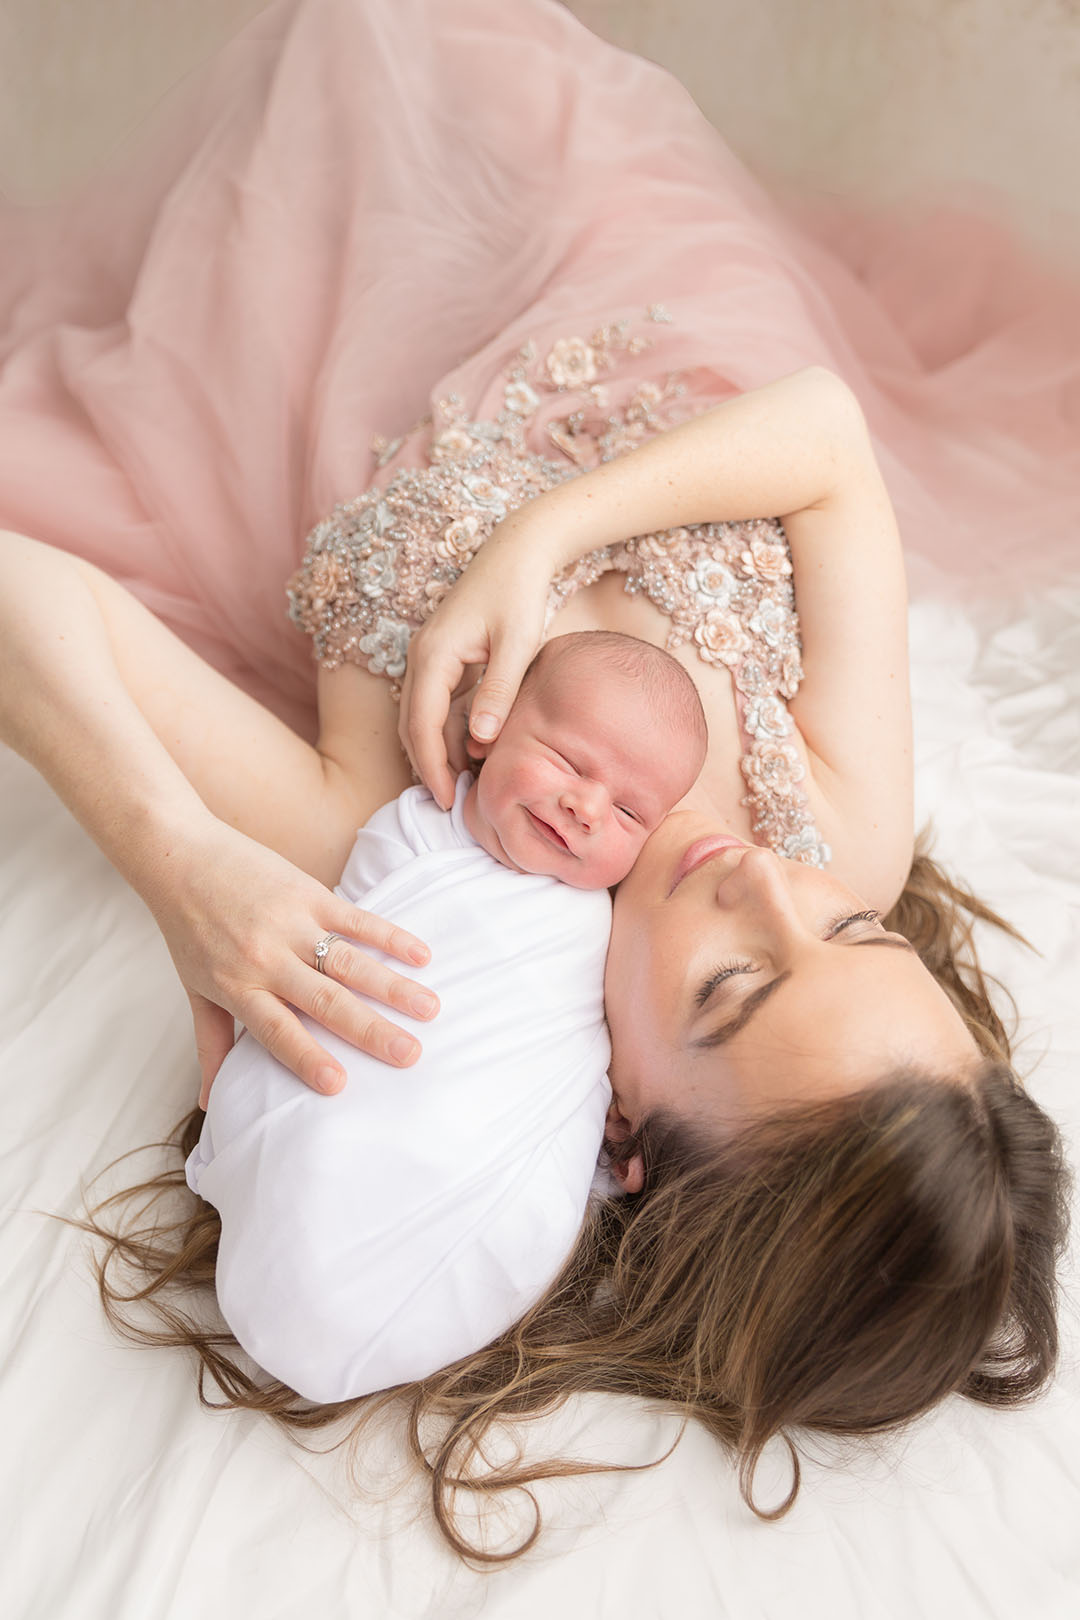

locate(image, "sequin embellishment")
[[287, 309, 830, 866]]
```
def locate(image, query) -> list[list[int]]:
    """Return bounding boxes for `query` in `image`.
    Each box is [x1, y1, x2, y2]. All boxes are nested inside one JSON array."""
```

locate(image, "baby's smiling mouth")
[[525, 808, 571, 852]]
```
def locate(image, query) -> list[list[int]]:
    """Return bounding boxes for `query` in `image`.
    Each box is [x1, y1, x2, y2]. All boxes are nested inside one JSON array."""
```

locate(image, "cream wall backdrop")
[[568, 0, 1080, 271], [2, 0, 1079, 269]]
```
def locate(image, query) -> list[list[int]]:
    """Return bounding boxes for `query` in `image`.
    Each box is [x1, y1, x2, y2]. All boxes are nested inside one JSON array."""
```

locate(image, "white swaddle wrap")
[[185, 773, 614, 1404]]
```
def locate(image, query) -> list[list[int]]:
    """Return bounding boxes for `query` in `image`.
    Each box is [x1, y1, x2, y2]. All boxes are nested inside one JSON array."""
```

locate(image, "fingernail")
[[471, 713, 498, 740], [316, 1066, 343, 1094], [410, 991, 438, 1018], [390, 1034, 420, 1065], [408, 943, 430, 965]]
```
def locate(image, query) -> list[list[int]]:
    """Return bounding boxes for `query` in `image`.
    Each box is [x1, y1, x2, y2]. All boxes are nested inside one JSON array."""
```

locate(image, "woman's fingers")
[[151, 818, 446, 1106], [236, 910, 441, 1098], [439, 685, 479, 777], [465, 624, 537, 744], [334, 901, 431, 968], [195, 937, 438, 1108], [401, 640, 465, 810], [397, 509, 557, 803], [191, 993, 239, 1110], [237, 972, 429, 1098], [313, 934, 440, 1027], [402, 620, 536, 803]]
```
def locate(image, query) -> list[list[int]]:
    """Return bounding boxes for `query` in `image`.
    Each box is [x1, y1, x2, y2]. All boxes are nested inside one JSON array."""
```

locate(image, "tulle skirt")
[[2, 0, 1077, 739]]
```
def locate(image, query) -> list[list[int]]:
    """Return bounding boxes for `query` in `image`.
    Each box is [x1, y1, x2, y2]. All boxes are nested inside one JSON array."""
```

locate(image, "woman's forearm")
[[0, 530, 375, 890], [0, 532, 218, 907], [396, 366, 867, 800], [1, 531, 444, 1098], [504, 365, 861, 572]]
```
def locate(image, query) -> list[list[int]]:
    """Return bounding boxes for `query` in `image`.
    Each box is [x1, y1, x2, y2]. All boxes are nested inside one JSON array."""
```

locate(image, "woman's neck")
[[673, 766, 753, 836]]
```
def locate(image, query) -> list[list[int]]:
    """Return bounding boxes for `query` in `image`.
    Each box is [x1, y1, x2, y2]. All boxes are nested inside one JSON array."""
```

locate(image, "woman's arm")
[[0, 534, 337, 880], [401, 365, 868, 804], [402, 364, 912, 902], [780, 399, 914, 910], [0, 532, 438, 1100], [507, 364, 858, 568]]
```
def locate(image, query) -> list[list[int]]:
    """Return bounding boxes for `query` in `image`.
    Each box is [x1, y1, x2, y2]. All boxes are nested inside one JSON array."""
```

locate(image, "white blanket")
[[2, 552, 1078, 1617]]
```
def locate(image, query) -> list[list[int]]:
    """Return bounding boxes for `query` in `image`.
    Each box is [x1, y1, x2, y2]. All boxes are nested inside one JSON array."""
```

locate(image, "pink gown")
[[2, 0, 1077, 743]]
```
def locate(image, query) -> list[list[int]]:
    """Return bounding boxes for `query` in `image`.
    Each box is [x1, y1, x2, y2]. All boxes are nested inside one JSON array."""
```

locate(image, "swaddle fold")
[[185, 773, 613, 1403]]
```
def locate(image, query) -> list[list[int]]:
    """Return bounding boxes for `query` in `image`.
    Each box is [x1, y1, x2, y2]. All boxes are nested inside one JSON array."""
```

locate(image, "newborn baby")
[[463, 627, 706, 888], [186, 630, 705, 1404]]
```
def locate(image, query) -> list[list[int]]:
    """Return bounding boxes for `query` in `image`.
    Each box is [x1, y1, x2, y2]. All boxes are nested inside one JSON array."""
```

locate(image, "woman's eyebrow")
[[689, 936, 915, 1051], [690, 972, 792, 1050]]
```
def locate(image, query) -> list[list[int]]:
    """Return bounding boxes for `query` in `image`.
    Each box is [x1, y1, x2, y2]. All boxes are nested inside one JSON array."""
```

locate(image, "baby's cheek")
[[630, 825, 651, 860], [599, 835, 644, 889], [612, 828, 650, 879]]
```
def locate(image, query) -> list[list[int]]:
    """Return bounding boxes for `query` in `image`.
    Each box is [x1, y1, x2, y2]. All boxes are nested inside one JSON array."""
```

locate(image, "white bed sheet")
[[2, 553, 1078, 1620]]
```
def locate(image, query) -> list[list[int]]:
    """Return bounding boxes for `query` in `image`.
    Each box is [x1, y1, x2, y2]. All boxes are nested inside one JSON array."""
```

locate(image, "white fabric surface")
[[184, 773, 613, 1403], [2, 553, 1078, 1616]]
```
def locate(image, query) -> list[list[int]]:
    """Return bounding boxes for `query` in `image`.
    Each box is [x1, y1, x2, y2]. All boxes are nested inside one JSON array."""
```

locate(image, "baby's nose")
[[561, 779, 608, 830]]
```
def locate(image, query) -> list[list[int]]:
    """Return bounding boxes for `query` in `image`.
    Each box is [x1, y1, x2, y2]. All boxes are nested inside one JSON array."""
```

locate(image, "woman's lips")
[[526, 808, 570, 851], [667, 835, 747, 896]]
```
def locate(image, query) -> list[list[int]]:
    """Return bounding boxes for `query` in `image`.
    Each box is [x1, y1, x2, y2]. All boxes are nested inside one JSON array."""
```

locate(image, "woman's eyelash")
[[694, 912, 882, 1008], [827, 909, 881, 935], [695, 960, 754, 1008]]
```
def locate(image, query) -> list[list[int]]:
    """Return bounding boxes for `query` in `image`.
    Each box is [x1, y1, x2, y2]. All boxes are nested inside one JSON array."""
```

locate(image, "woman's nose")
[[715, 845, 801, 925]]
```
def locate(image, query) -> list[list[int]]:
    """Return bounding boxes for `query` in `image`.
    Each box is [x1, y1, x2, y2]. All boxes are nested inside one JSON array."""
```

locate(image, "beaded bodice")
[[287, 307, 830, 866]]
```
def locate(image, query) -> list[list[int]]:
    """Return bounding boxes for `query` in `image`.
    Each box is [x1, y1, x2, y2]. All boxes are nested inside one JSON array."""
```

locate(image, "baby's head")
[[462, 631, 707, 889]]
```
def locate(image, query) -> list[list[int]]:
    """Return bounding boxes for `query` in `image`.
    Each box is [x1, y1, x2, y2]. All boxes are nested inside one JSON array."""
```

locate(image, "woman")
[[1, 358, 1070, 1565], [2, 0, 1075, 1571]]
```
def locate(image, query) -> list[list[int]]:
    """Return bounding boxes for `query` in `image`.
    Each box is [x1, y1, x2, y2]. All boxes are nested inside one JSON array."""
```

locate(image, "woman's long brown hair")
[[52, 830, 1073, 1567]]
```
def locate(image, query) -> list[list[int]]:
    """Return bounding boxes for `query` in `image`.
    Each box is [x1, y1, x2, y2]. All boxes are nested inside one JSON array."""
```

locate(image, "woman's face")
[[604, 812, 979, 1181]]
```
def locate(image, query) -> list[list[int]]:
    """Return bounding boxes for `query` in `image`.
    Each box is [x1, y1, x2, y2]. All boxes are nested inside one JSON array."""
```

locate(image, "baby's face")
[[465, 665, 697, 890]]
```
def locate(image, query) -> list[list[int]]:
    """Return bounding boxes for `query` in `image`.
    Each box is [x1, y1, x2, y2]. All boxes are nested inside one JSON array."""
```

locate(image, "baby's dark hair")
[[518, 630, 707, 763]]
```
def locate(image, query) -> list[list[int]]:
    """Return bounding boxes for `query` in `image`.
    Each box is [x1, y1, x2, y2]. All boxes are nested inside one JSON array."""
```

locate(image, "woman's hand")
[[0, 533, 442, 1110], [145, 815, 440, 1109], [399, 515, 554, 808], [442, 675, 486, 778]]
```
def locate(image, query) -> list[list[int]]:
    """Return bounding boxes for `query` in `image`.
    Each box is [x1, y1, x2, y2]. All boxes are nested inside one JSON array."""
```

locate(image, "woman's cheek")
[[605, 923, 658, 1070]]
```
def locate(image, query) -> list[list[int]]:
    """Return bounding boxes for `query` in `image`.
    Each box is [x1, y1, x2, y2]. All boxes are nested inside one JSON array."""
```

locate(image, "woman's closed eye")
[[695, 959, 754, 1008], [826, 908, 881, 935], [693, 910, 885, 1008]]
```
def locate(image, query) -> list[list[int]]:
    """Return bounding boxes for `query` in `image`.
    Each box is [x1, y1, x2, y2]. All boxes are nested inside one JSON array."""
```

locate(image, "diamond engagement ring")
[[314, 932, 343, 973]]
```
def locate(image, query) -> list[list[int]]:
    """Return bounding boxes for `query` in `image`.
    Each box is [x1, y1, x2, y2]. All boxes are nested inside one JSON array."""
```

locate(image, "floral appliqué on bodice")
[[287, 306, 831, 866]]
